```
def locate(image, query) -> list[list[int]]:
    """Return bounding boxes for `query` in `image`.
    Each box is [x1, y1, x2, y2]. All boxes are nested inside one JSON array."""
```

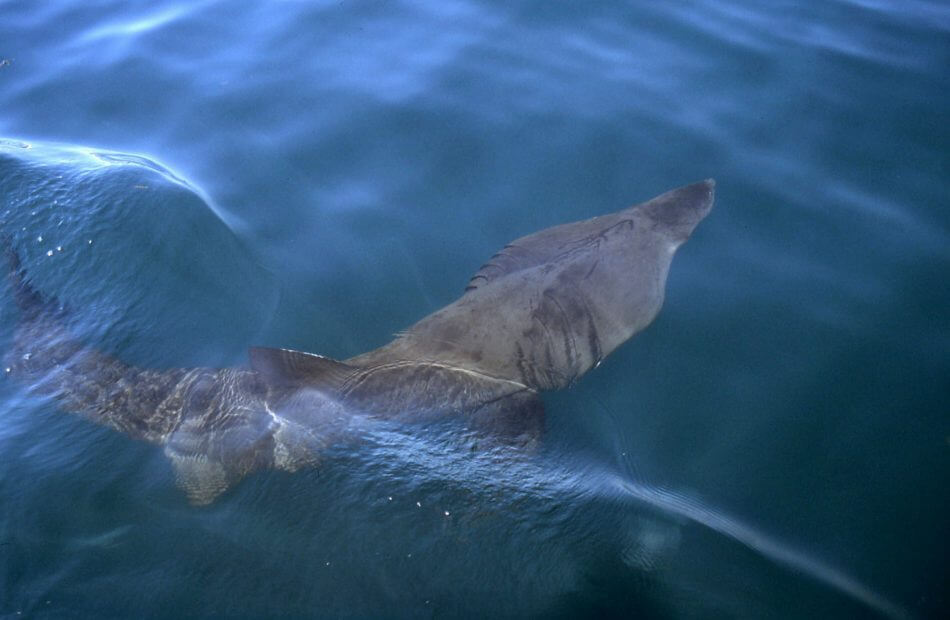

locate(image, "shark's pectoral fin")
[[165, 447, 233, 505], [162, 397, 281, 505], [249, 346, 357, 391], [163, 425, 276, 505]]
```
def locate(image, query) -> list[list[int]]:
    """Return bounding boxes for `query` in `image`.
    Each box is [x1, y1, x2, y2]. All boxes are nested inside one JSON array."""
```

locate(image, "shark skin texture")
[[3, 180, 715, 504]]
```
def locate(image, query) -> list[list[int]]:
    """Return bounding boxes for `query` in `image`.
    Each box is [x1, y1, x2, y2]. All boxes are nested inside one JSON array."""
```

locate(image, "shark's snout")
[[640, 178, 715, 245]]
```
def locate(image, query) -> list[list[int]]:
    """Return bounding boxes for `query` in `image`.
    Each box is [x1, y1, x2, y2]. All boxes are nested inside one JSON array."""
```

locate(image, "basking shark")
[[4, 180, 715, 503]]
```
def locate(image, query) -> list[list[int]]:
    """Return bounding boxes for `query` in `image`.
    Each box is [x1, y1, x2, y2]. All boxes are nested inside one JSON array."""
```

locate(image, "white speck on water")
[[5, 367, 11, 373], [36, 235, 42, 242], [387, 496, 393, 501], [444, 511, 450, 516], [22, 353, 31, 360], [416, 501, 421, 507], [325, 561, 330, 566], [88, 239, 93, 245], [46, 249, 53, 256], [56, 246, 62, 252]]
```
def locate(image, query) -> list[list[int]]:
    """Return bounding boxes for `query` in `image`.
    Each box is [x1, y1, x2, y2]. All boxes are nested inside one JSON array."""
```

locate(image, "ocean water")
[[1, 1, 948, 618]]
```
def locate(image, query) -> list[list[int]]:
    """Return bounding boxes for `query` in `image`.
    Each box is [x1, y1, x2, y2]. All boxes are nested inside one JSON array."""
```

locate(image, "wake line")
[[605, 474, 909, 620]]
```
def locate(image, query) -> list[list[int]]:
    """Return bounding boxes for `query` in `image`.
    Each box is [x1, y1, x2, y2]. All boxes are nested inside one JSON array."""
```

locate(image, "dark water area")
[[1, 1, 948, 618]]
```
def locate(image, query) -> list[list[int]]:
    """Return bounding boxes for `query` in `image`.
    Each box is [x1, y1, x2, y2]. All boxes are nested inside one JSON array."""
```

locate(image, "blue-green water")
[[1, 1, 947, 618]]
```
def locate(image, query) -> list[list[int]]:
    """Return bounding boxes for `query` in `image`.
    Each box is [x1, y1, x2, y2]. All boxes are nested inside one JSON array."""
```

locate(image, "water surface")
[[1, 1, 948, 617]]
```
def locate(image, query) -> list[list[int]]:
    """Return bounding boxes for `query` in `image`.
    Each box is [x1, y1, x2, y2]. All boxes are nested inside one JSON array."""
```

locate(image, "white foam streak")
[[607, 474, 910, 620]]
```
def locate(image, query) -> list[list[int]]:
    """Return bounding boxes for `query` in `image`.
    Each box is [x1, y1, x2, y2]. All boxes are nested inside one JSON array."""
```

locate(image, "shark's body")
[[4, 180, 714, 503]]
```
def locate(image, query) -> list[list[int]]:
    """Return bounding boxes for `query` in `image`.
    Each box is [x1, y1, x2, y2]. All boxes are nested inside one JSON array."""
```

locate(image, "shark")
[[3, 179, 715, 504]]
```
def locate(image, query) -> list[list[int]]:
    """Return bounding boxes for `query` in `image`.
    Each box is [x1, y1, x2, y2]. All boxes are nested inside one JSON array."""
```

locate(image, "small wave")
[[0, 138, 31, 149], [2, 137, 199, 198], [79, 4, 193, 42], [87, 150, 193, 187], [0, 136, 252, 240]]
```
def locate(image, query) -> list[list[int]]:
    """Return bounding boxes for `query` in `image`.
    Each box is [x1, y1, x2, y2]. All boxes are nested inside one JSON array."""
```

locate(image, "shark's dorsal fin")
[[249, 347, 357, 391]]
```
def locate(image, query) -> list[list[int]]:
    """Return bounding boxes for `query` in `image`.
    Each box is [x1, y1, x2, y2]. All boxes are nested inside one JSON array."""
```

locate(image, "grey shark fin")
[[249, 346, 356, 390]]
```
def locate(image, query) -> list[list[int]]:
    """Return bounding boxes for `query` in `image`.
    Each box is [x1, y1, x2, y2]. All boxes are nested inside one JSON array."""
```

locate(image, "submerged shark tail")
[[2, 240, 293, 504], [2, 234, 63, 321], [2, 238, 186, 442]]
